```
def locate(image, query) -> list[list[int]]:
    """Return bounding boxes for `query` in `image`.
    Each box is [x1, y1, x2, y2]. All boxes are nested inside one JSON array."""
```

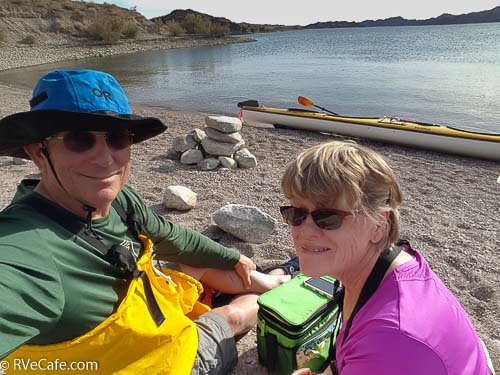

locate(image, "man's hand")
[[291, 369, 312, 375], [233, 254, 256, 289]]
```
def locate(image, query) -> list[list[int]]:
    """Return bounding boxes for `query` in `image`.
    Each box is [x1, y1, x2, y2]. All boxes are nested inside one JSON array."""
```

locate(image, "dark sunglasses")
[[280, 205, 361, 230], [45, 130, 133, 153]]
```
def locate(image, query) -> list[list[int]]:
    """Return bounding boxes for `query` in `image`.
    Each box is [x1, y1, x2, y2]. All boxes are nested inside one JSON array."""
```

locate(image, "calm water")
[[1, 23, 499, 133]]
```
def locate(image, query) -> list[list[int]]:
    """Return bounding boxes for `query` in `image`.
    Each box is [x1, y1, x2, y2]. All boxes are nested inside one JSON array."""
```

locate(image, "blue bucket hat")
[[0, 69, 167, 158]]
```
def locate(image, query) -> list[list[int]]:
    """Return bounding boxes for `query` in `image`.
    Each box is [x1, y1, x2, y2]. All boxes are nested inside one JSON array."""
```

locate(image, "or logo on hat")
[[92, 87, 112, 101]]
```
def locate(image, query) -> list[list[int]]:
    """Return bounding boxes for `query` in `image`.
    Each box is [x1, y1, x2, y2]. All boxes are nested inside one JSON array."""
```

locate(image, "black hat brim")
[[0, 110, 167, 159]]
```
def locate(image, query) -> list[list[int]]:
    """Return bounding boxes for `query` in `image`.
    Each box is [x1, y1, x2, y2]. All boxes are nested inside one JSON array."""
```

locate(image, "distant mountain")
[[153, 9, 300, 34], [151, 7, 499, 35], [305, 6, 500, 29]]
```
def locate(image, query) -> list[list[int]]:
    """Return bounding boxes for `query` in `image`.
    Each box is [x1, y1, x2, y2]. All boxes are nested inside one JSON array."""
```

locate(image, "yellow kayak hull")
[[241, 106, 500, 161]]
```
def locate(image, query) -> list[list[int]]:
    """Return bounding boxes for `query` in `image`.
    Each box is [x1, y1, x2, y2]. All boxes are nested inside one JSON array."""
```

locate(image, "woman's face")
[[289, 196, 383, 285]]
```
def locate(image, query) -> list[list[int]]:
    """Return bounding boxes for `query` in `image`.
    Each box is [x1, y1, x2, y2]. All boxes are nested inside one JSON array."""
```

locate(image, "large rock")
[[204, 127, 244, 144], [180, 149, 204, 165], [163, 185, 197, 211], [234, 148, 258, 168], [205, 115, 242, 133], [201, 138, 243, 157], [212, 204, 276, 243], [173, 134, 197, 153]]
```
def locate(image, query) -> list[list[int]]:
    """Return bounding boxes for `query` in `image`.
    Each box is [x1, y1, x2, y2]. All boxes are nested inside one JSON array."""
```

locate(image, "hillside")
[[305, 6, 500, 29], [0, 0, 252, 72], [0, 0, 156, 44], [152, 8, 301, 34]]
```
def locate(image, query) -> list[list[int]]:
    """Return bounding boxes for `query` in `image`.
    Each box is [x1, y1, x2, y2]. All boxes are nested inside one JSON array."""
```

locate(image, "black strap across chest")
[[330, 241, 407, 374], [21, 194, 137, 256], [21, 193, 165, 326], [340, 243, 403, 345]]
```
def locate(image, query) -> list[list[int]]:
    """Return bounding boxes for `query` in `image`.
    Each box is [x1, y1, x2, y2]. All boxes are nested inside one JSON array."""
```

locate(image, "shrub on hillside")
[[85, 19, 121, 43], [166, 21, 185, 36], [19, 35, 36, 45], [181, 14, 212, 35], [121, 21, 139, 39], [110, 18, 125, 33], [151, 19, 162, 34], [210, 23, 230, 38]]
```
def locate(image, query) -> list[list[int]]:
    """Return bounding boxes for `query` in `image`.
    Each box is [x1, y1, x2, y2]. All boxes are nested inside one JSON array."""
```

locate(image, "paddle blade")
[[237, 100, 259, 108], [298, 96, 315, 107]]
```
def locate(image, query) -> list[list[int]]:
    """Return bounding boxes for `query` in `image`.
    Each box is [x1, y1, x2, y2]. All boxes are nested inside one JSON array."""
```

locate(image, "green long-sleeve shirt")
[[0, 180, 239, 358]]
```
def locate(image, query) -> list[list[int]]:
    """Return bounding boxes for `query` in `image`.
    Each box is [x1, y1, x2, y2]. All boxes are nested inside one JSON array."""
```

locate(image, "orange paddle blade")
[[298, 96, 315, 107]]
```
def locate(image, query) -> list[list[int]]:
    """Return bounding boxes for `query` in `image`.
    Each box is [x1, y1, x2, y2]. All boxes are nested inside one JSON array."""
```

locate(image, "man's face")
[[35, 130, 132, 214]]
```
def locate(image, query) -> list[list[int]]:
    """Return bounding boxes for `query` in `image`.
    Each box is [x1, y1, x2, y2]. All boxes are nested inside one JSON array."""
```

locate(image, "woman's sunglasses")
[[280, 205, 361, 230], [45, 130, 133, 153]]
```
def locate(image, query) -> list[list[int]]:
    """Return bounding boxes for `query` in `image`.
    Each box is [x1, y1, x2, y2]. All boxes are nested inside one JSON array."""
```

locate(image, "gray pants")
[[191, 311, 238, 375]]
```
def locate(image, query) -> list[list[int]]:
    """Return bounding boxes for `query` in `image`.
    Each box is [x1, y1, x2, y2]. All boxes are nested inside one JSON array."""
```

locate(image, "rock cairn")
[[173, 115, 257, 171]]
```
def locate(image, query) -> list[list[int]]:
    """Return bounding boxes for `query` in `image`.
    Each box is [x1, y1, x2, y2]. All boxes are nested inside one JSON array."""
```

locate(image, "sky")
[[90, 0, 500, 25]]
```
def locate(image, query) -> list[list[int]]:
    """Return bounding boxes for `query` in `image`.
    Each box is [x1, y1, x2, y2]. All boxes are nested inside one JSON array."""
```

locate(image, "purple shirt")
[[336, 251, 490, 375]]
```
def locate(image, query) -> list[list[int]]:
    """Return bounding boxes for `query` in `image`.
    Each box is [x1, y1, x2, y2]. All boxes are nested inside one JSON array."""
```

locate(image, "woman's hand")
[[233, 254, 256, 289]]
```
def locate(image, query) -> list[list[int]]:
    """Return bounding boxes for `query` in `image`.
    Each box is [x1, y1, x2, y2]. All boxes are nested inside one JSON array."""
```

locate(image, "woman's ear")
[[370, 211, 390, 244]]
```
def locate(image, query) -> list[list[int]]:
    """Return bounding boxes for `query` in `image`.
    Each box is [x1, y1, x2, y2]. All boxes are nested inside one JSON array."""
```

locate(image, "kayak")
[[238, 101, 500, 161]]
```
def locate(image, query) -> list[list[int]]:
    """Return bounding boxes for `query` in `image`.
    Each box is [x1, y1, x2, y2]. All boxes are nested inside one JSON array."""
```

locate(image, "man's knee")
[[213, 304, 246, 334]]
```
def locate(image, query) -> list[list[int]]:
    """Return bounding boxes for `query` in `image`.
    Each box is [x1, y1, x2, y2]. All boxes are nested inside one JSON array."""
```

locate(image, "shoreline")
[[0, 34, 254, 73], [0, 38, 498, 373]]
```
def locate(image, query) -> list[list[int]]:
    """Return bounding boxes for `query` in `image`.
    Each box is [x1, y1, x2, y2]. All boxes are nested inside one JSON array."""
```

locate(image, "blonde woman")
[[283, 141, 493, 375]]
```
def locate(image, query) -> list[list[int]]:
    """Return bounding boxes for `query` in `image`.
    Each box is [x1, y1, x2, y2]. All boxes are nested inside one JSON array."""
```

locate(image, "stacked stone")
[[173, 115, 257, 171]]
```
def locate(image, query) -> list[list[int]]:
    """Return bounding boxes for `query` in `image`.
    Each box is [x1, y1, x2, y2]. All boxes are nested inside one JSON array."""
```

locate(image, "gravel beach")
[[0, 39, 498, 373]]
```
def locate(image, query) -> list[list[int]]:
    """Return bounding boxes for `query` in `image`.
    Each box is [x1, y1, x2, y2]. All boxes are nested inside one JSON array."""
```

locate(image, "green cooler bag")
[[257, 273, 342, 374]]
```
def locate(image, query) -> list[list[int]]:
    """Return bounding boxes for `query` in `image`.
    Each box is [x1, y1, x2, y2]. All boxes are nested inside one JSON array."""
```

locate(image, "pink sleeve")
[[339, 330, 447, 375]]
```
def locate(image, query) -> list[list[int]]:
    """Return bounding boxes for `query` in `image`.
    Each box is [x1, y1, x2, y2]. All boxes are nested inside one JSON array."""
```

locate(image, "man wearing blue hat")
[[0, 70, 294, 374]]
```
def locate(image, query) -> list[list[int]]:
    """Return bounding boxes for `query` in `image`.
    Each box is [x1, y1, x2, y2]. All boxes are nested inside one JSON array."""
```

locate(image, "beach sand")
[[0, 40, 498, 373]]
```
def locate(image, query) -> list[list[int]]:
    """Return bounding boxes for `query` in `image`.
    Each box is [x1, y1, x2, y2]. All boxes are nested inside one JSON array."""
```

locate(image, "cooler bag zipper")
[[258, 299, 337, 339]]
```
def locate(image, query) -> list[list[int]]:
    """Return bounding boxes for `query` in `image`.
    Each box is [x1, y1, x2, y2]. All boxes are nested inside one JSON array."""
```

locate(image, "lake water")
[[1, 23, 499, 133]]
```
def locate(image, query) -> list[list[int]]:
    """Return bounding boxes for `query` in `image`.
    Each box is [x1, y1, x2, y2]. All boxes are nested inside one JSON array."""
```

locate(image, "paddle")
[[298, 96, 339, 116], [237, 100, 259, 108]]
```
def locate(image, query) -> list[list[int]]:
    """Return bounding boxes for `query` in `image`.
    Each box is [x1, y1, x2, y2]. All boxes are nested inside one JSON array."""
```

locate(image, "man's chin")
[[91, 189, 120, 207]]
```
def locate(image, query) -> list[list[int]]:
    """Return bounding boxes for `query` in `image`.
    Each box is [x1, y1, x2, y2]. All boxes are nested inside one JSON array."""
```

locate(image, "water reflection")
[[0, 24, 498, 132]]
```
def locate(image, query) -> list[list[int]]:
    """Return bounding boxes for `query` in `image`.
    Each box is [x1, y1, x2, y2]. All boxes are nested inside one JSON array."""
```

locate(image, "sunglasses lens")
[[311, 210, 343, 230], [63, 131, 95, 153], [61, 131, 132, 153], [280, 206, 307, 226], [107, 131, 133, 150]]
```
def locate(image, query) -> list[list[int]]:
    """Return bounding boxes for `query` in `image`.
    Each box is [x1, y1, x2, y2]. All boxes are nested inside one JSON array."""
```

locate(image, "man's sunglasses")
[[45, 130, 133, 153], [279, 205, 361, 230]]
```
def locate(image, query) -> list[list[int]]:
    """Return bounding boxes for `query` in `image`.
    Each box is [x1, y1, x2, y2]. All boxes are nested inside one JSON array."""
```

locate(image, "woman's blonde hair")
[[281, 140, 403, 251]]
